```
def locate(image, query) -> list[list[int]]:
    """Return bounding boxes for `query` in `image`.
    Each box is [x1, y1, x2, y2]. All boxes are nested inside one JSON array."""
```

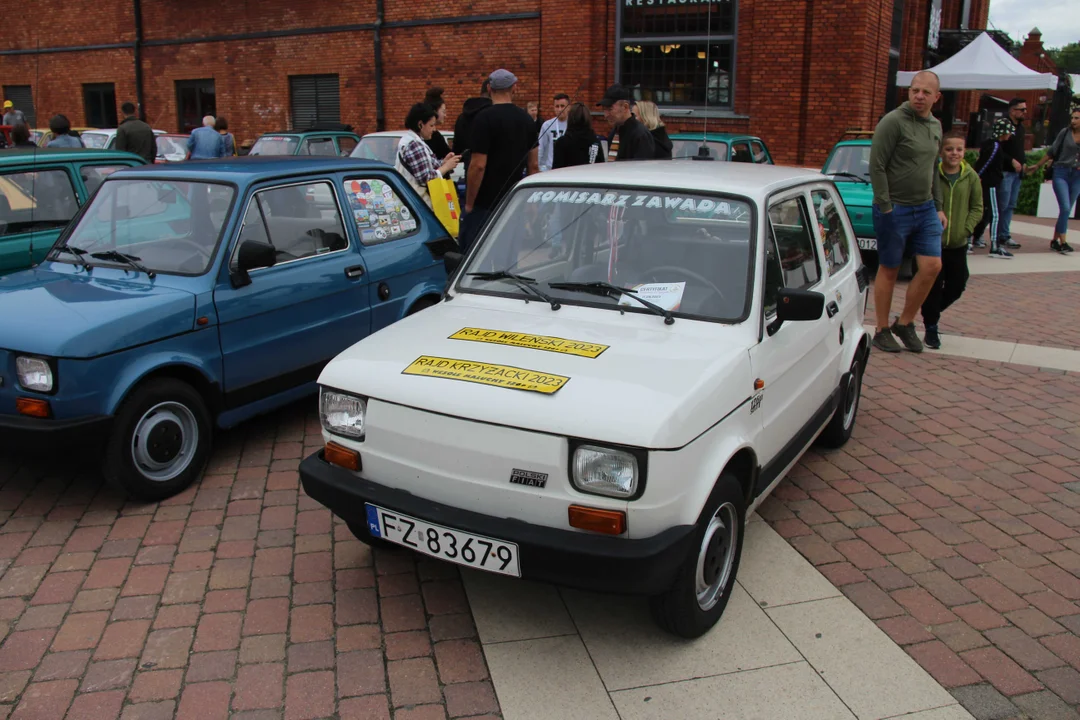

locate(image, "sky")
[[988, 0, 1078, 49]]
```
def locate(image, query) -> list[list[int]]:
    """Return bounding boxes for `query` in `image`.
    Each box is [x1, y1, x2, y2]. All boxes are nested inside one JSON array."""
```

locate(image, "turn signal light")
[[568, 505, 626, 535], [15, 397, 50, 418], [325, 441, 361, 471]]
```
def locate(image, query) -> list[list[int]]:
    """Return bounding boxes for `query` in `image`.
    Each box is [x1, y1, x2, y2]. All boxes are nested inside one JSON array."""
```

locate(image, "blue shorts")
[[872, 201, 942, 269]]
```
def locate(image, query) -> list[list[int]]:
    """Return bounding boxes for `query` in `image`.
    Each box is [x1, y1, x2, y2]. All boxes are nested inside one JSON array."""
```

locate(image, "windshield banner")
[[524, 190, 738, 217]]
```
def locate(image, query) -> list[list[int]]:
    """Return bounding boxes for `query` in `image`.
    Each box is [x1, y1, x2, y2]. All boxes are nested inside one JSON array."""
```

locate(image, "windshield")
[[351, 136, 400, 164], [671, 139, 728, 161], [823, 145, 871, 181], [249, 136, 299, 156], [156, 136, 189, 161], [56, 180, 234, 275], [80, 132, 111, 149], [458, 186, 754, 322]]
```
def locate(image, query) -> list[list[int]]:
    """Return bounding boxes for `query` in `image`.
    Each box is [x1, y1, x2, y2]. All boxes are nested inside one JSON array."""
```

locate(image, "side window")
[[731, 142, 752, 163], [810, 189, 852, 275], [237, 181, 349, 267], [81, 165, 129, 196], [0, 169, 79, 236], [750, 141, 768, 164], [342, 177, 420, 245], [337, 137, 357, 156], [301, 137, 337, 156], [767, 196, 821, 291]]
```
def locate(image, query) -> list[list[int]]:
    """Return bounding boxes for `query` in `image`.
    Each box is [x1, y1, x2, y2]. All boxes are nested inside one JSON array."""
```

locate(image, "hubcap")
[[842, 362, 861, 430], [695, 502, 739, 611], [131, 402, 198, 482]]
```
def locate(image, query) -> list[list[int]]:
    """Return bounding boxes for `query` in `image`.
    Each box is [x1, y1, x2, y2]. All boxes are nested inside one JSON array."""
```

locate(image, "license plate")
[[857, 237, 877, 251], [365, 504, 521, 577]]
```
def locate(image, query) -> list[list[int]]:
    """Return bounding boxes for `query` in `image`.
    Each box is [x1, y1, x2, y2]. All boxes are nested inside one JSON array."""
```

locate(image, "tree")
[[1047, 43, 1080, 73]]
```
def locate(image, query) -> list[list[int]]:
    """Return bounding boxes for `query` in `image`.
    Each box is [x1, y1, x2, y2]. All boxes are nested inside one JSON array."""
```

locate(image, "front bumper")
[[0, 412, 112, 453], [300, 451, 696, 595]]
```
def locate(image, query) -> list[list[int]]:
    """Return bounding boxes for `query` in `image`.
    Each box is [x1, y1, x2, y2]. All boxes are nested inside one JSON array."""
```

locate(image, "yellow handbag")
[[427, 176, 460, 239]]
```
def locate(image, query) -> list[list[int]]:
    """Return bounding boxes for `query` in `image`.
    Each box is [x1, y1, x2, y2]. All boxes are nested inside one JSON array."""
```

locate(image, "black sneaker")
[[890, 319, 924, 353], [989, 247, 1014, 259], [1052, 239, 1063, 252], [872, 328, 903, 354], [1062, 242, 1075, 254], [1001, 239, 1022, 249], [924, 325, 941, 350]]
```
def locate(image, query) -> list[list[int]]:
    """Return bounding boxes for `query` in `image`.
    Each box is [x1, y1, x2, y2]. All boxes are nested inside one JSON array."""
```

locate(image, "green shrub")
[[1016, 149, 1047, 216], [964, 149, 979, 167]]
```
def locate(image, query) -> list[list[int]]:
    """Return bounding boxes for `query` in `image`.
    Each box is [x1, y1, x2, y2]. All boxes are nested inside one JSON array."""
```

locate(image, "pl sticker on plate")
[[448, 327, 609, 359], [401, 356, 569, 394]]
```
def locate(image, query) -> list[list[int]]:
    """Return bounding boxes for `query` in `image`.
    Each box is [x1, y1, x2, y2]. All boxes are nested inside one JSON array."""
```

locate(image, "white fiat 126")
[[300, 162, 871, 638]]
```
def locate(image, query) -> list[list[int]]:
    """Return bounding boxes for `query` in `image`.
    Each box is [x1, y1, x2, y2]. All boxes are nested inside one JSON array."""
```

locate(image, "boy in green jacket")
[[920, 131, 983, 349]]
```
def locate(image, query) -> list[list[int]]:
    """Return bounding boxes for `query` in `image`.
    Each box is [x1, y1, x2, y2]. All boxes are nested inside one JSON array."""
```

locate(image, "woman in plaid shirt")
[[394, 103, 461, 208]]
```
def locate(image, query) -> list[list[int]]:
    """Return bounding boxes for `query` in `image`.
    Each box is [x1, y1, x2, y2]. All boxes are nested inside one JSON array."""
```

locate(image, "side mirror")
[[768, 288, 825, 335], [424, 235, 458, 261], [443, 251, 463, 276], [230, 240, 276, 288]]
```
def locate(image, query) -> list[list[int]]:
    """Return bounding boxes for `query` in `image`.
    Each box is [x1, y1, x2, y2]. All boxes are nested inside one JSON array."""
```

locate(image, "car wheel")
[[649, 472, 745, 638], [817, 355, 864, 449], [103, 378, 212, 501], [346, 520, 397, 550]]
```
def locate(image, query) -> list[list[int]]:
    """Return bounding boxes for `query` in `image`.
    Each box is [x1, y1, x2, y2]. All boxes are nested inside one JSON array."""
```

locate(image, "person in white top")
[[537, 93, 571, 172]]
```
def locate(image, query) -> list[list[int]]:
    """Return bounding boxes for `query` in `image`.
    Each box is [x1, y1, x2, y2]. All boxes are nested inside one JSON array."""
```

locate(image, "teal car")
[[668, 133, 774, 164], [0, 148, 147, 275], [248, 129, 361, 158]]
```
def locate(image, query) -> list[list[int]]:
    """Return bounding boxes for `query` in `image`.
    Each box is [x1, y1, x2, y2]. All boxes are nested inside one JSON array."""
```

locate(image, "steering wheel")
[[643, 265, 726, 302]]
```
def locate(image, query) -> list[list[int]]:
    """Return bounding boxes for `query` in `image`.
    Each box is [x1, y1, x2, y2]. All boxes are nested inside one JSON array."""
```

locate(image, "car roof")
[[259, 130, 358, 137], [521, 160, 825, 199], [833, 138, 873, 146], [0, 148, 147, 164], [362, 130, 455, 138], [106, 155, 394, 182], [668, 132, 761, 142]]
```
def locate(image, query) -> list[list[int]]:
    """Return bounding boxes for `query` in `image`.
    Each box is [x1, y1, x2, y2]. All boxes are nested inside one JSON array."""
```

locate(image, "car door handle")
[[826, 301, 839, 318], [344, 265, 365, 279]]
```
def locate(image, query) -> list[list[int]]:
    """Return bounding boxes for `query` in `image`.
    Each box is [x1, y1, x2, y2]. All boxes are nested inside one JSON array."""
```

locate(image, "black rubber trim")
[[754, 386, 840, 497]]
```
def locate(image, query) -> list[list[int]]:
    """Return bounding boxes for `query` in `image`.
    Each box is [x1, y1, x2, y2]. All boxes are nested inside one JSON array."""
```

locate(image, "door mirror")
[[424, 235, 458, 260], [230, 239, 277, 288], [443, 251, 463, 276], [767, 288, 825, 335]]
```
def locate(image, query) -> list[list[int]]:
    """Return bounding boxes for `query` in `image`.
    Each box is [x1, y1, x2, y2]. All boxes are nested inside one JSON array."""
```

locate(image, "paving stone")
[[951, 684, 1022, 720]]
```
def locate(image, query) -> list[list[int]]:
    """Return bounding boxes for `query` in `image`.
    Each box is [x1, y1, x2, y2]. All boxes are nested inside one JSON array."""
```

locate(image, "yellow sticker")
[[402, 356, 569, 394], [448, 327, 609, 359]]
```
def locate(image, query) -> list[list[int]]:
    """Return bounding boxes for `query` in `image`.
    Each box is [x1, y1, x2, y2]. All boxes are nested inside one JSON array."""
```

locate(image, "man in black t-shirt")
[[996, 98, 1029, 250], [597, 84, 654, 161], [461, 69, 539, 254]]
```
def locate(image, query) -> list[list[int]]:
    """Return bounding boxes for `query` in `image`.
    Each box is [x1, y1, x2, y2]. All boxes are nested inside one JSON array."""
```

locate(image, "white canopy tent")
[[896, 32, 1058, 91]]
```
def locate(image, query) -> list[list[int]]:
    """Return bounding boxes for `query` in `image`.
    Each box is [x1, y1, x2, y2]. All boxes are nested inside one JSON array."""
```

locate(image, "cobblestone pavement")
[[0, 409, 501, 720]]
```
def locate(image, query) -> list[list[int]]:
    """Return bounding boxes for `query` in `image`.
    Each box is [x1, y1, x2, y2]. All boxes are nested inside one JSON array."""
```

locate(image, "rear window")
[[0, 169, 79, 237], [351, 136, 400, 164], [671, 139, 728, 161], [249, 136, 300, 156], [79, 132, 111, 149]]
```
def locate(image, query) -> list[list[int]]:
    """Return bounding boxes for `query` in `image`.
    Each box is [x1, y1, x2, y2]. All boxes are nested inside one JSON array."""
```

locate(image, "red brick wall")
[[0, 0, 991, 163]]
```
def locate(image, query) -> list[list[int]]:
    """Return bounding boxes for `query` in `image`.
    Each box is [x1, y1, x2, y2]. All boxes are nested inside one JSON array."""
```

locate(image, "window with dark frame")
[[289, 75, 341, 130], [83, 84, 118, 129], [2, 85, 36, 126], [176, 79, 216, 134], [618, 0, 736, 109]]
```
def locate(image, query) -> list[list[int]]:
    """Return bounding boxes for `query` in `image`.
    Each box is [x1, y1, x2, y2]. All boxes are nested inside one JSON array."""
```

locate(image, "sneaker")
[[890, 319, 925, 353], [967, 244, 975, 255], [1001, 239, 1022, 249], [1051, 239, 1063, 252], [989, 247, 1014, 259], [973, 239, 987, 248], [872, 328, 904, 354], [924, 325, 941, 350], [1061, 242, 1075, 254]]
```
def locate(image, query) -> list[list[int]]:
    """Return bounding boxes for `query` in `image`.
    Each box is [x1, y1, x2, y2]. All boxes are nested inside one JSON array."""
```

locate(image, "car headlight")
[[16, 357, 54, 393], [572, 445, 640, 498], [320, 389, 367, 439]]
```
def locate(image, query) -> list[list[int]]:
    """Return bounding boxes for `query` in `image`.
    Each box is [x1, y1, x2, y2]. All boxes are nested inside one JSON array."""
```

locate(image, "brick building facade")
[[2, 0, 990, 166]]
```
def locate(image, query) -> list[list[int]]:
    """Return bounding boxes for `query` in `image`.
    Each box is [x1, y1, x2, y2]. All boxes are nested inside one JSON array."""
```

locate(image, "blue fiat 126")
[[0, 157, 455, 500]]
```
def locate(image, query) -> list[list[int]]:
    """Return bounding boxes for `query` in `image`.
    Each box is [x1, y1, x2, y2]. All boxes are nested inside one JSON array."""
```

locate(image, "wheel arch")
[[108, 361, 222, 418]]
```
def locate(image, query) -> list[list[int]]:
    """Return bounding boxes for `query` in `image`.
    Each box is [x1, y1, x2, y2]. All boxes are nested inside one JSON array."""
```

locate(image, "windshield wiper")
[[90, 250, 156, 279], [467, 271, 561, 311], [51, 245, 91, 269], [828, 171, 870, 184], [548, 281, 674, 325]]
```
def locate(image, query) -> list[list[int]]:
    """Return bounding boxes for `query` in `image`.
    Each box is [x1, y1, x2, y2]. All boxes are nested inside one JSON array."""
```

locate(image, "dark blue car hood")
[[0, 269, 197, 358]]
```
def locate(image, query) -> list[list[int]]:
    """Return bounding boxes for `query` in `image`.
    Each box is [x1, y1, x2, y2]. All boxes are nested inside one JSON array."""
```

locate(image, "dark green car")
[[0, 148, 147, 275], [668, 133, 773, 164], [248, 129, 361, 157]]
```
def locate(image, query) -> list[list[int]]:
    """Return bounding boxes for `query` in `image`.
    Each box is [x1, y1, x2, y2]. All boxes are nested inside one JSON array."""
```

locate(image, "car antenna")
[[693, 0, 715, 161]]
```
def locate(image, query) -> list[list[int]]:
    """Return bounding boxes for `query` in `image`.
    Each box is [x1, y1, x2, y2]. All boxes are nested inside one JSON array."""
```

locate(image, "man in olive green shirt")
[[869, 70, 948, 354]]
